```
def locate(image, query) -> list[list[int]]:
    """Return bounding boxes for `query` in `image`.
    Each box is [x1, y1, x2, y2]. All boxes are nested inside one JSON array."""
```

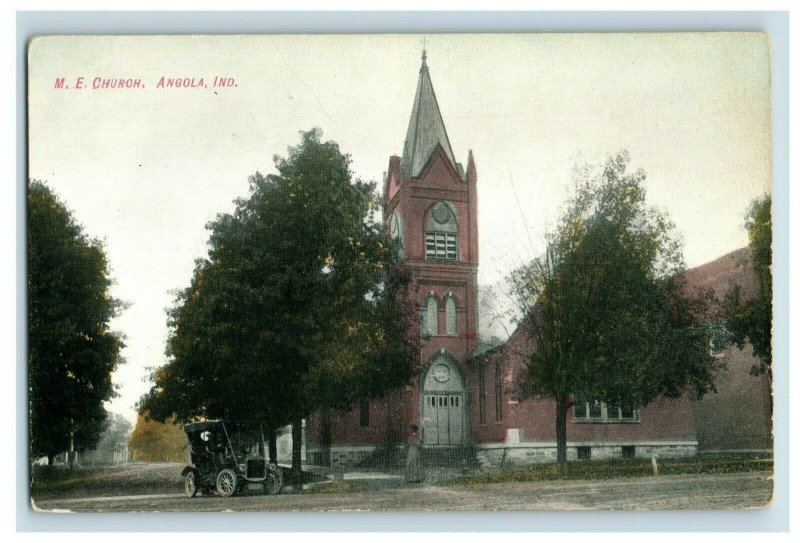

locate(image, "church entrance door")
[[421, 354, 466, 446]]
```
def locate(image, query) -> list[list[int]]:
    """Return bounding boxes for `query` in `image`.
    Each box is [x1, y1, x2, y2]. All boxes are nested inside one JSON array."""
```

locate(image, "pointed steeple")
[[400, 50, 458, 179]]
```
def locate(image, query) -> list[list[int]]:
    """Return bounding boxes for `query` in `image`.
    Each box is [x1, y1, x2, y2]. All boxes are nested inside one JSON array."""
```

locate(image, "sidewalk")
[[302, 464, 479, 491]]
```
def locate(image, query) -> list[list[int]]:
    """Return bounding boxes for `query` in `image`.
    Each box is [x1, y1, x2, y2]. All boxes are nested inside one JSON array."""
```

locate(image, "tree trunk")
[[320, 408, 332, 467], [47, 454, 54, 466], [291, 417, 302, 475], [555, 392, 569, 468], [267, 426, 277, 463]]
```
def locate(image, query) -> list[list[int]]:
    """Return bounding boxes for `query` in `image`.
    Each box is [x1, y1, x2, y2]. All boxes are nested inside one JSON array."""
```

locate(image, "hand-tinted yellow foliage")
[[128, 414, 187, 462]]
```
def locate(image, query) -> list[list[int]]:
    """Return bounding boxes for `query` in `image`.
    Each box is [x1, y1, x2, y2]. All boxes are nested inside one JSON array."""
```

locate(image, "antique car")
[[181, 420, 284, 498]]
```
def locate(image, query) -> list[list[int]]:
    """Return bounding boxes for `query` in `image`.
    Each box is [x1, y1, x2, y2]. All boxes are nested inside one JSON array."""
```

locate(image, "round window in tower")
[[431, 202, 452, 225], [432, 363, 451, 383]]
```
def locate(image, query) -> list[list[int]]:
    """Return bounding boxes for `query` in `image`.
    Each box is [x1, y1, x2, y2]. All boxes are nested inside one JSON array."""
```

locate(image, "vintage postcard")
[[27, 33, 773, 513]]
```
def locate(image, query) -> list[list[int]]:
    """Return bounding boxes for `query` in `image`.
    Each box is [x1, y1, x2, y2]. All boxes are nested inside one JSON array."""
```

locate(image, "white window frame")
[[573, 398, 640, 423]]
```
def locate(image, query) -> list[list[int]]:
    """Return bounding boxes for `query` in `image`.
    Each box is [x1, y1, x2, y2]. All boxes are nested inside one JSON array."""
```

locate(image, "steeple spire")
[[400, 50, 458, 179]]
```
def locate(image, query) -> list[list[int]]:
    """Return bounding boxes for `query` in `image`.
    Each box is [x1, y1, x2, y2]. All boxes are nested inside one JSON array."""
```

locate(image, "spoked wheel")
[[264, 466, 284, 495], [216, 468, 237, 498], [184, 471, 198, 498]]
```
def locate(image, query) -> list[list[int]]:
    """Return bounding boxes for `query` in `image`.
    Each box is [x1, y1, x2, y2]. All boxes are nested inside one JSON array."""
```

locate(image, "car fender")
[[181, 465, 198, 477]]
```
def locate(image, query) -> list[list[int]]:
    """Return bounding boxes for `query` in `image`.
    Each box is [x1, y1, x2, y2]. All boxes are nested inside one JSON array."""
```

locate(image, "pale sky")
[[27, 34, 772, 423]]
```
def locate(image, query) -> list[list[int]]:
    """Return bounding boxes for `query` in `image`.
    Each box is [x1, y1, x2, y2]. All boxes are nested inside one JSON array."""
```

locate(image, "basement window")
[[622, 446, 636, 459], [577, 446, 591, 460]]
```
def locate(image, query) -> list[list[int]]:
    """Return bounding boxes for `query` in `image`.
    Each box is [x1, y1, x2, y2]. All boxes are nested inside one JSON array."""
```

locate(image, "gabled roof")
[[400, 51, 460, 180], [469, 247, 758, 364], [681, 246, 758, 302]]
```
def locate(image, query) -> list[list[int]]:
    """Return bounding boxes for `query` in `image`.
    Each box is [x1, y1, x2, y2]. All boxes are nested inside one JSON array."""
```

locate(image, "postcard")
[[27, 33, 773, 513]]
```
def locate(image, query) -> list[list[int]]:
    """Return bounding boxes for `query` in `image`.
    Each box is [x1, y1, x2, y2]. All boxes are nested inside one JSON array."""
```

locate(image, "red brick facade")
[[466, 321, 698, 461], [683, 248, 773, 453], [306, 55, 771, 467]]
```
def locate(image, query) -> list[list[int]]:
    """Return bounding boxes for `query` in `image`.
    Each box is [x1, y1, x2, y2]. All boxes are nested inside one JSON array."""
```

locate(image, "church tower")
[[384, 50, 479, 447], [305, 51, 479, 464]]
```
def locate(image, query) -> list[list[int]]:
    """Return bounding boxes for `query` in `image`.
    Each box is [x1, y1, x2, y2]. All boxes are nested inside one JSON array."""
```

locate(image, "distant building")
[[305, 53, 772, 468]]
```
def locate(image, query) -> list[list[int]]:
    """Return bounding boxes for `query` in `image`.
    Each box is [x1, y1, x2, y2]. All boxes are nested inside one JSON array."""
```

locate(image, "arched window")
[[421, 294, 438, 337], [445, 294, 457, 335], [389, 211, 405, 258], [425, 201, 458, 261]]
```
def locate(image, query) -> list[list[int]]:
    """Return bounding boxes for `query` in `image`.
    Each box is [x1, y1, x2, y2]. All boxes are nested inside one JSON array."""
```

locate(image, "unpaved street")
[[33, 471, 772, 512]]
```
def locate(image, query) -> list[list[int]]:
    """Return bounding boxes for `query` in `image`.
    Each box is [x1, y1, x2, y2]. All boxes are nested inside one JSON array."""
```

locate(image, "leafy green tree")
[[510, 152, 718, 465], [139, 129, 417, 472], [724, 195, 772, 376], [28, 180, 126, 464]]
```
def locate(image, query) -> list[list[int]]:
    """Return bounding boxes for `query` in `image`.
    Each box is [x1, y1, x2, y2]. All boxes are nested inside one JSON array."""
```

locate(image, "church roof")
[[400, 51, 460, 179]]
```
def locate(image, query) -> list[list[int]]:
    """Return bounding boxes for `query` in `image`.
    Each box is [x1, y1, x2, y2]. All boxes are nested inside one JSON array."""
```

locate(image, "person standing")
[[405, 424, 424, 483]]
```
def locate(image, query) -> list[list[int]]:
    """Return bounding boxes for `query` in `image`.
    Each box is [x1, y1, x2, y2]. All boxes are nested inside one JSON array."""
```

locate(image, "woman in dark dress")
[[405, 424, 424, 483]]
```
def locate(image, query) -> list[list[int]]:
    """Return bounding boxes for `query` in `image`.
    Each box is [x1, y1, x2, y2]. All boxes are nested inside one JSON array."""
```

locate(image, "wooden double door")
[[422, 392, 465, 446]]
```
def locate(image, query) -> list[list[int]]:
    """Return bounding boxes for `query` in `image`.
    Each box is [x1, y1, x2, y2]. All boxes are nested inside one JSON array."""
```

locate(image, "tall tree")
[[510, 152, 718, 465], [139, 129, 417, 472], [28, 180, 125, 464], [724, 195, 772, 376]]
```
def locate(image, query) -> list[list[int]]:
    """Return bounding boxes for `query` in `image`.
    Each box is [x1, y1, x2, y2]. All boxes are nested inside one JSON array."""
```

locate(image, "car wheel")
[[216, 469, 237, 498], [265, 467, 284, 495], [184, 471, 198, 498]]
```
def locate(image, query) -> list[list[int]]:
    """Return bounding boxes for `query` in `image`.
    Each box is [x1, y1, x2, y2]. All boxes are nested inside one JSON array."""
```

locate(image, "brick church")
[[305, 52, 772, 468]]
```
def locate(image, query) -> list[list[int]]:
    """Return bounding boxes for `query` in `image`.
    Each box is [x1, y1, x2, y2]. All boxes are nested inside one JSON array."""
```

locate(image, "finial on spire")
[[420, 37, 428, 71]]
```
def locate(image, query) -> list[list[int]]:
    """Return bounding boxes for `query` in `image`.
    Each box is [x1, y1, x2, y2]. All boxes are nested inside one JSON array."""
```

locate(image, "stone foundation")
[[310, 430, 698, 469], [306, 446, 376, 469], [475, 429, 698, 468]]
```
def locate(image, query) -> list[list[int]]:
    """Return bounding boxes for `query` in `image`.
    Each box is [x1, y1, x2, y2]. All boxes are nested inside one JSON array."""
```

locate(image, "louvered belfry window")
[[426, 232, 457, 260], [425, 201, 458, 261]]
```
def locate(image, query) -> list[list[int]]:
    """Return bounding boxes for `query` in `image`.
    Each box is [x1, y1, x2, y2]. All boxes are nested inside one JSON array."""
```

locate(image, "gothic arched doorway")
[[420, 352, 467, 446]]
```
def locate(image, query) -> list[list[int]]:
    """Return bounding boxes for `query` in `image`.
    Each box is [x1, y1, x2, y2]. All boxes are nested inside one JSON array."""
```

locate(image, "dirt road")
[[33, 471, 772, 512]]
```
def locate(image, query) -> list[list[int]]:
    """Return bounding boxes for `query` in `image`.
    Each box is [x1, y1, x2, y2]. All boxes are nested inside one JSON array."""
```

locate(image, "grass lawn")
[[31, 462, 184, 499], [30, 462, 324, 500], [452, 456, 773, 486]]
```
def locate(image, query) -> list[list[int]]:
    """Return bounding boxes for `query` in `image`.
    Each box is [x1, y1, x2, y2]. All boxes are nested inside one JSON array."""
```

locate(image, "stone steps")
[[421, 446, 480, 469]]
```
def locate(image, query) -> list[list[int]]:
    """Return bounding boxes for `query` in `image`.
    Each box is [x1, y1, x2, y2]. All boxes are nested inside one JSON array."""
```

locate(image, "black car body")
[[181, 420, 283, 497]]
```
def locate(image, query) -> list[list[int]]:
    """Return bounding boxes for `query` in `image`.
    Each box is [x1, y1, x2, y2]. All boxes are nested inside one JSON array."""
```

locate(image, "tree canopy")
[[128, 414, 187, 462], [139, 129, 417, 442], [28, 180, 125, 462], [510, 152, 718, 464], [724, 195, 772, 375]]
